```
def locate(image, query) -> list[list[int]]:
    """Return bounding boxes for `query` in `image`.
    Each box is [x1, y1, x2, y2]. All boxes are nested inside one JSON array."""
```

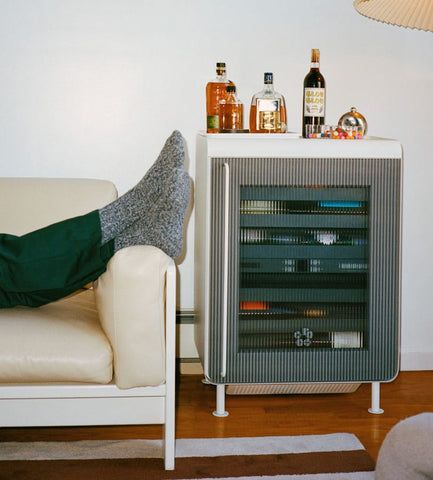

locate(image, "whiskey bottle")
[[206, 62, 234, 133], [219, 85, 243, 131], [302, 49, 326, 138], [249, 73, 287, 133]]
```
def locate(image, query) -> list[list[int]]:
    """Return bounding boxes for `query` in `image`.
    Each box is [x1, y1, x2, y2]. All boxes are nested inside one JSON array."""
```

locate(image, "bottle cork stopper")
[[311, 49, 320, 63]]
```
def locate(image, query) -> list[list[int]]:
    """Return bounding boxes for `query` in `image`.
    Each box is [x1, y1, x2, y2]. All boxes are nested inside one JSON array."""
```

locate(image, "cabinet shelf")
[[239, 288, 367, 303], [240, 245, 368, 259], [238, 331, 364, 351], [240, 227, 367, 247], [240, 258, 368, 274], [238, 318, 367, 334], [241, 186, 370, 202], [238, 301, 366, 317], [240, 200, 368, 216], [240, 272, 367, 289], [240, 214, 368, 229]]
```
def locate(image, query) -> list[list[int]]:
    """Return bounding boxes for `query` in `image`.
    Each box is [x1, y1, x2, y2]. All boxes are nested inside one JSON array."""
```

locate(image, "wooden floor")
[[1, 371, 433, 461]]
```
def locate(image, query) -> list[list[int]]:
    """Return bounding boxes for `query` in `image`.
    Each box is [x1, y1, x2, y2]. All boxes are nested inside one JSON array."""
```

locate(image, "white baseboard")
[[400, 351, 433, 371], [177, 323, 202, 374], [179, 360, 203, 375]]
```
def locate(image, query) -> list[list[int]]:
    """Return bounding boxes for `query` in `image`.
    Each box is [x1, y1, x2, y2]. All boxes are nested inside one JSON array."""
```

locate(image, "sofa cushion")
[[0, 290, 113, 384]]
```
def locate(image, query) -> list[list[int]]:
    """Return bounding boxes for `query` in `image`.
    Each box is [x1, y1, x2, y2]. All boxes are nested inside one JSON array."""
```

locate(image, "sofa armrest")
[[93, 245, 172, 389]]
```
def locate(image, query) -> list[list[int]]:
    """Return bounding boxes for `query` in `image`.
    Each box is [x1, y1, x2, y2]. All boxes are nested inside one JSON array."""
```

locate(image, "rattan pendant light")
[[354, 0, 433, 32]]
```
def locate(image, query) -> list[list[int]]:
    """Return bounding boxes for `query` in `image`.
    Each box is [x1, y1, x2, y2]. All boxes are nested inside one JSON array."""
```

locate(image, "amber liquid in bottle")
[[206, 63, 234, 133], [249, 72, 287, 133], [219, 85, 243, 131], [302, 49, 326, 138], [249, 104, 287, 133]]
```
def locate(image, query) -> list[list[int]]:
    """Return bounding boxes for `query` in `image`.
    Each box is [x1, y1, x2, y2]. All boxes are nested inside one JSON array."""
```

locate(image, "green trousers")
[[0, 210, 114, 308]]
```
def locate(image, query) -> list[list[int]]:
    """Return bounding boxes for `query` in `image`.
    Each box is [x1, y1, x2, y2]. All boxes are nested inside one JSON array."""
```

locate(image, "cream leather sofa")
[[0, 178, 176, 469]]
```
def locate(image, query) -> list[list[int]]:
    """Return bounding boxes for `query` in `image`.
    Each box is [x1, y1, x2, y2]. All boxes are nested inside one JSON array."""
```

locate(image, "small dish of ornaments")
[[307, 125, 364, 139], [306, 107, 368, 140]]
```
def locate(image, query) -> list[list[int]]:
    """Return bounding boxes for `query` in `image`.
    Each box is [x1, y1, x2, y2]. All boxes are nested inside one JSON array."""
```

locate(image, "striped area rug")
[[0, 434, 375, 479]]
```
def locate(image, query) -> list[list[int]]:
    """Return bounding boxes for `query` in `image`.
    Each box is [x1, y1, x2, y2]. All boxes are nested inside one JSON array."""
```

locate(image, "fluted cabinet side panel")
[[208, 157, 401, 385]]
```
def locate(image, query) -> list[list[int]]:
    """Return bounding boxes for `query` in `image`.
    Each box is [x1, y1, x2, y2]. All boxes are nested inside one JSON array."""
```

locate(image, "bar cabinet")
[[194, 132, 402, 416]]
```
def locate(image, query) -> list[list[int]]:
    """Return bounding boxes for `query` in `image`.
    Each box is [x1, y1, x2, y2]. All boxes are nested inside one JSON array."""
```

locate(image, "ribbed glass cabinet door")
[[208, 157, 400, 385], [239, 187, 369, 352]]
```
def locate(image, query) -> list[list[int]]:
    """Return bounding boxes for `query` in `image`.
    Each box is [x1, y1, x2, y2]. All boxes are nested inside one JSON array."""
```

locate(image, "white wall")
[[0, 0, 432, 369]]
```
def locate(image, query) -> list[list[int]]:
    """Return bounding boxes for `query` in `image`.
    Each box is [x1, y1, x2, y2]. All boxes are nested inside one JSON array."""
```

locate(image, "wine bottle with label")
[[302, 49, 326, 138]]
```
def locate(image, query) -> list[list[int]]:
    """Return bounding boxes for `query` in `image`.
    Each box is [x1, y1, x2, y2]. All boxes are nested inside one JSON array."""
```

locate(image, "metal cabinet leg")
[[213, 384, 229, 417], [368, 381, 384, 414]]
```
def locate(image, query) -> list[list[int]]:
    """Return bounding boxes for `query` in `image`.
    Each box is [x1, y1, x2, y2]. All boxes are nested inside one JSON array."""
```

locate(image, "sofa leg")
[[164, 262, 177, 470], [164, 376, 175, 470], [164, 420, 175, 470]]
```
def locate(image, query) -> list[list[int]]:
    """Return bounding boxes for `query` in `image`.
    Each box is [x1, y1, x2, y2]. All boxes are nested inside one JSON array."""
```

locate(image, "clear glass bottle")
[[219, 85, 244, 131], [206, 62, 234, 133], [249, 72, 287, 133]]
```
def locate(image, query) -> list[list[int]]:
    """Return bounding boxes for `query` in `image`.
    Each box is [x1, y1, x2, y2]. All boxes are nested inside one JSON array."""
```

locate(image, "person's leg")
[[0, 210, 114, 308], [114, 168, 191, 259], [0, 242, 114, 308], [99, 130, 185, 244], [0, 130, 188, 308]]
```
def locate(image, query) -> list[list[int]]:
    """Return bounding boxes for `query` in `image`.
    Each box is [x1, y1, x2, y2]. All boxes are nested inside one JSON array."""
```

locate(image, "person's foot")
[[99, 130, 185, 244], [114, 168, 191, 259]]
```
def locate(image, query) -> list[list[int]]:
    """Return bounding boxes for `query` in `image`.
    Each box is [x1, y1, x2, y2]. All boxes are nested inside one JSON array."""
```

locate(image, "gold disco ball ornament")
[[338, 107, 368, 135]]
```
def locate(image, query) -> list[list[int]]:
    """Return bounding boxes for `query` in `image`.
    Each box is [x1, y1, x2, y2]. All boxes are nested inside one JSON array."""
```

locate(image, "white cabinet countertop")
[[197, 132, 402, 159]]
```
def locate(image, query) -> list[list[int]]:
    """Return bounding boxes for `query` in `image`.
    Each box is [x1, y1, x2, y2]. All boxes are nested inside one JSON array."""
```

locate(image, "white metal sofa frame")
[[0, 263, 177, 470]]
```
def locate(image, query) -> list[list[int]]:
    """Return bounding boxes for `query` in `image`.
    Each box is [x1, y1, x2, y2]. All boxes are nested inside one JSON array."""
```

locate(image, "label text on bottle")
[[304, 88, 325, 117]]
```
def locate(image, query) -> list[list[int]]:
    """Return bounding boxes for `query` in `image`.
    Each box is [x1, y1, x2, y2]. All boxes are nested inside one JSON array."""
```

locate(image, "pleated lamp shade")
[[353, 0, 433, 32]]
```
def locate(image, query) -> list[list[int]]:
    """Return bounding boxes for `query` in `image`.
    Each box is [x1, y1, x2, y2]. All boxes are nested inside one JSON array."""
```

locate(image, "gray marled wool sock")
[[114, 168, 191, 259], [99, 130, 185, 244]]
